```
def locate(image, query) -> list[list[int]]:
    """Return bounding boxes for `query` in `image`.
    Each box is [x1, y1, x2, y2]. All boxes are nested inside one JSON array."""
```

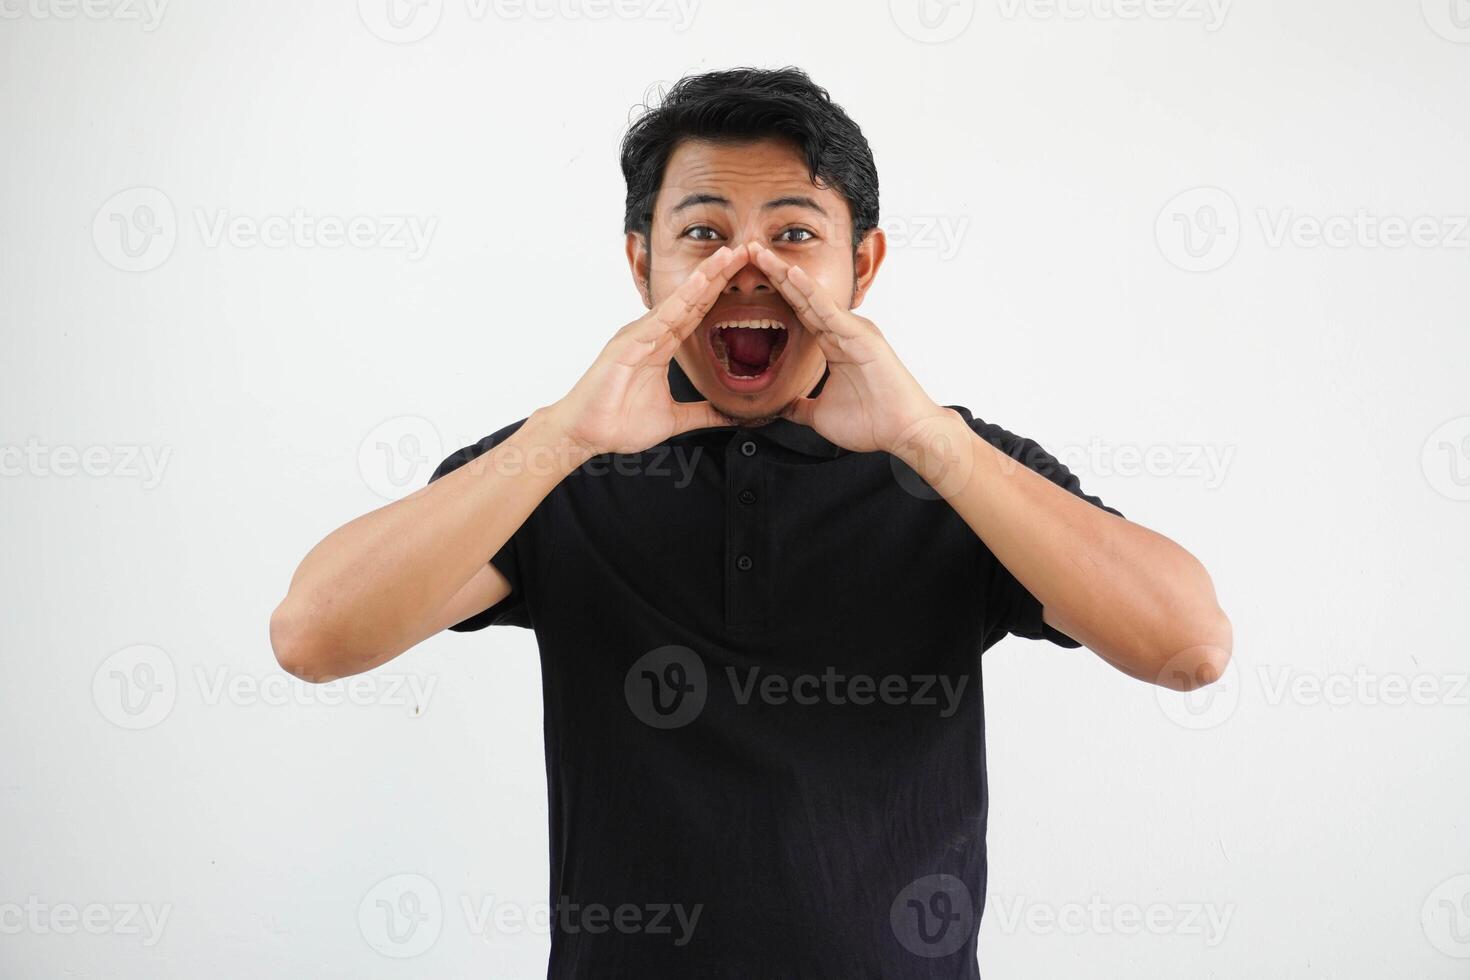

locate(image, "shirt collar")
[[667, 360, 841, 459]]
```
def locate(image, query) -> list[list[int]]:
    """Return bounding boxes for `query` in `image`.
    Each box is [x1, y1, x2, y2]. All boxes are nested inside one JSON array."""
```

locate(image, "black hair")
[[619, 67, 880, 253]]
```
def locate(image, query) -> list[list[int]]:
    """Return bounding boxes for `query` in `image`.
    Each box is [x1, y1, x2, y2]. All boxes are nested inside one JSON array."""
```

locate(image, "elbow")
[[269, 599, 345, 684], [1156, 605, 1233, 692]]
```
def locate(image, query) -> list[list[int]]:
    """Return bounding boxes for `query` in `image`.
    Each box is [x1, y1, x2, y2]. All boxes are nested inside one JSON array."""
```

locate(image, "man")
[[271, 67, 1231, 979]]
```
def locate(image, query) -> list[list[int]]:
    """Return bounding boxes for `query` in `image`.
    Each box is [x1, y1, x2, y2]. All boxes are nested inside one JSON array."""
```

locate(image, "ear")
[[850, 226, 887, 310], [626, 231, 653, 309]]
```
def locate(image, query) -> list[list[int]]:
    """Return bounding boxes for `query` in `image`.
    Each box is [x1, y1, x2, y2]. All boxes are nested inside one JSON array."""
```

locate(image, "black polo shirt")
[[428, 362, 1121, 980]]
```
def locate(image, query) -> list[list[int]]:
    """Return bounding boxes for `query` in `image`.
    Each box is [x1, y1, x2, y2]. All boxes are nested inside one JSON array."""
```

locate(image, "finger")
[[647, 329, 683, 364], [605, 317, 683, 370], [631, 244, 750, 345], [670, 400, 730, 436], [748, 242, 864, 341], [747, 245, 848, 363], [782, 396, 819, 428]]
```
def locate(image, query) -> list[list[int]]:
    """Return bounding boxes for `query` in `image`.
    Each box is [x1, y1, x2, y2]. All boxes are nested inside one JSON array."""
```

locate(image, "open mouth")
[[707, 316, 790, 385]]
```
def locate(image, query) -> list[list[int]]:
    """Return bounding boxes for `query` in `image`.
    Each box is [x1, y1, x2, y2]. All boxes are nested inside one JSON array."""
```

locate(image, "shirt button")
[[736, 554, 753, 571], [740, 440, 757, 457], [738, 488, 757, 505]]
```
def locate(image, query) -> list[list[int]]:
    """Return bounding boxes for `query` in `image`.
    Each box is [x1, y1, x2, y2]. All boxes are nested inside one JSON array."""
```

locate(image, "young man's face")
[[627, 137, 884, 423]]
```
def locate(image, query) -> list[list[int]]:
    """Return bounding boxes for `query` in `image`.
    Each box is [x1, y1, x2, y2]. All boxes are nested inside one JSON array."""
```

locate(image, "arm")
[[894, 413, 1232, 690], [269, 245, 749, 682], [268, 413, 582, 683], [744, 239, 1231, 691]]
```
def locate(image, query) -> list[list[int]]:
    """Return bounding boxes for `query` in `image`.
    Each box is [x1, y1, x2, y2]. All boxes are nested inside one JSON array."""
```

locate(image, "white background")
[[3, 0, 1469, 976]]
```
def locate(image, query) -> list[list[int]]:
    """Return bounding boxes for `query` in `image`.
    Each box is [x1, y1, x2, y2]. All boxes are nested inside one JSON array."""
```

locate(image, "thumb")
[[782, 397, 819, 428], [670, 400, 729, 436]]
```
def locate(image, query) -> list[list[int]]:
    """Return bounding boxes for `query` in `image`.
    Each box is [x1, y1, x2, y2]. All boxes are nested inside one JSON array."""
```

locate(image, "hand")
[[548, 245, 749, 456], [746, 241, 953, 455]]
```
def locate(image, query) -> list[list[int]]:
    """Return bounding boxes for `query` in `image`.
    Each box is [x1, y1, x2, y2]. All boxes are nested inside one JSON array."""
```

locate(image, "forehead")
[[655, 138, 850, 219]]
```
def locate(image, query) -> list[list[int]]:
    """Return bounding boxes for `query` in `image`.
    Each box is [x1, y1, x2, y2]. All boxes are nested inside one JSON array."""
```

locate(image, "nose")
[[724, 241, 773, 294]]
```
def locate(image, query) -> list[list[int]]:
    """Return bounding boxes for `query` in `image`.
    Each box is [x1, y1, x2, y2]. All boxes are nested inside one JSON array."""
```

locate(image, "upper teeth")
[[715, 318, 786, 330]]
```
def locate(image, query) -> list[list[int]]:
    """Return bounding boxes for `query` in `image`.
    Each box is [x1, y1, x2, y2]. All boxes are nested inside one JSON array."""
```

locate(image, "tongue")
[[724, 328, 776, 374]]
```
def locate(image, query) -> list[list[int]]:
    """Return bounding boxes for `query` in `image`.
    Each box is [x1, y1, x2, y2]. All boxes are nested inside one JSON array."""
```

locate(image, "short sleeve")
[[427, 418, 534, 631], [965, 412, 1124, 650]]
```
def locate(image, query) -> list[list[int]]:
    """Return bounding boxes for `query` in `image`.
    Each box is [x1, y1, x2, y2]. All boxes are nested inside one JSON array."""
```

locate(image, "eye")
[[775, 227, 816, 244], [683, 225, 722, 242]]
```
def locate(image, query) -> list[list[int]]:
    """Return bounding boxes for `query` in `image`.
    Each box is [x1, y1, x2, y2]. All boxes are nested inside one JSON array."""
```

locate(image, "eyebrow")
[[668, 193, 829, 217]]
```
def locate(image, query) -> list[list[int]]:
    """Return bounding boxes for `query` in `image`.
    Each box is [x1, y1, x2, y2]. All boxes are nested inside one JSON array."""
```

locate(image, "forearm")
[[269, 244, 749, 679], [895, 412, 1232, 689], [271, 405, 589, 677]]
